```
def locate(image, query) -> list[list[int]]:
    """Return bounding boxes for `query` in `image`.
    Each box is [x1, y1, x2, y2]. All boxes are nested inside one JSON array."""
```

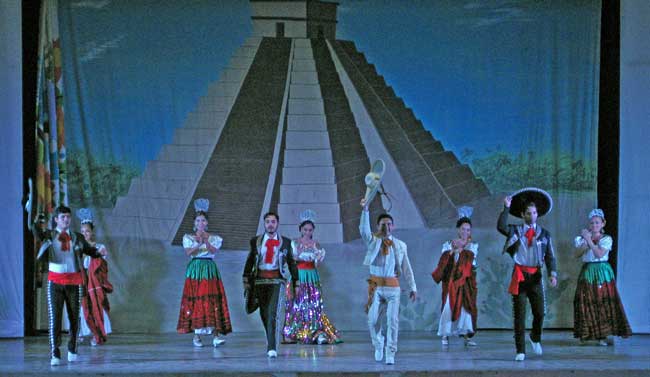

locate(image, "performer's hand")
[[549, 276, 558, 287], [360, 198, 368, 210], [580, 229, 591, 240], [451, 239, 463, 253], [99, 247, 108, 257], [504, 196, 512, 208], [409, 291, 417, 302]]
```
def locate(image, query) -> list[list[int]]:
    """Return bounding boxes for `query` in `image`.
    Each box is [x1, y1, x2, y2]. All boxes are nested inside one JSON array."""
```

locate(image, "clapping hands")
[[195, 231, 210, 245]]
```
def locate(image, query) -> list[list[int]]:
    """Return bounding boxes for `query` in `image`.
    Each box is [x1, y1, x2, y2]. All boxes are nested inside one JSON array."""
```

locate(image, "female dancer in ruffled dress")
[[177, 199, 232, 347], [77, 208, 113, 346], [573, 209, 631, 345], [283, 210, 342, 344], [431, 207, 478, 346]]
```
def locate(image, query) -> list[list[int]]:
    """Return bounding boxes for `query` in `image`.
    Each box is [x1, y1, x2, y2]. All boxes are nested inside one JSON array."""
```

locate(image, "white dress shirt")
[[513, 223, 540, 267], [369, 235, 397, 278]]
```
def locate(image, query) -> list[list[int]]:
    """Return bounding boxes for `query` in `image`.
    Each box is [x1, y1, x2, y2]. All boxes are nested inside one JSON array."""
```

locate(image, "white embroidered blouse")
[[183, 234, 223, 259], [291, 240, 325, 264], [574, 235, 613, 263]]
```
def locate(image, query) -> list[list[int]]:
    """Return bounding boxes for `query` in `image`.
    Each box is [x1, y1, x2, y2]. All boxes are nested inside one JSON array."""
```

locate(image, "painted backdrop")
[[45, 0, 601, 333]]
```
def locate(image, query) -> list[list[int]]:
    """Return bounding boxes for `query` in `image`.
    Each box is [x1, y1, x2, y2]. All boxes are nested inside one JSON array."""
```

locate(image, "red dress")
[[431, 242, 478, 336], [177, 234, 232, 335]]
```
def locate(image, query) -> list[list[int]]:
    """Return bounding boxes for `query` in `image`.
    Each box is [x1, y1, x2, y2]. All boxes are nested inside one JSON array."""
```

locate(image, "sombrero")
[[363, 159, 385, 206], [509, 187, 553, 218]]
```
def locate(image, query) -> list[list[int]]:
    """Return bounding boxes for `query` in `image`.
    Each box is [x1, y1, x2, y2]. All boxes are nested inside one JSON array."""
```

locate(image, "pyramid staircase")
[[275, 38, 383, 243], [172, 37, 292, 249], [105, 37, 261, 242], [332, 40, 490, 226], [311, 38, 383, 241], [275, 38, 343, 242]]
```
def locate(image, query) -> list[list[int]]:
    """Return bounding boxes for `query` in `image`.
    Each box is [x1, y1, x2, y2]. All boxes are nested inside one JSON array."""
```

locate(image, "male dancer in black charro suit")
[[497, 189, 558, 361], [32, 205, 106, 366], [243, 211, 298, 357]]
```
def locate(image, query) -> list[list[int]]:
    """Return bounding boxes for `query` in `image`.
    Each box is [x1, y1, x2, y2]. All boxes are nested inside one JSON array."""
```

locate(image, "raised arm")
[[497, 196, 513, 236], [359, 208, 374, 245], [31, 217, 50, 243]]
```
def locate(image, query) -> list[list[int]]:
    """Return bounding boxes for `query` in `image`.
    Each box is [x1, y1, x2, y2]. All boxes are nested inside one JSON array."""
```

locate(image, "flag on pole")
[[35, 0, 68, 223]]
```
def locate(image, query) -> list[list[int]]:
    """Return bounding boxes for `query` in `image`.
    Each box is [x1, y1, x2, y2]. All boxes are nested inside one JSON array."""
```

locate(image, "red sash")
[[508, 264, 539, 295], [297, 261, 315, 270], [48, 271, 83, 285]]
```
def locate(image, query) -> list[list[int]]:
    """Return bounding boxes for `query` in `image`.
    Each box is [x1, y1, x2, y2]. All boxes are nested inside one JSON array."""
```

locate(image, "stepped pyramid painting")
[[106, 0, 489, 249]]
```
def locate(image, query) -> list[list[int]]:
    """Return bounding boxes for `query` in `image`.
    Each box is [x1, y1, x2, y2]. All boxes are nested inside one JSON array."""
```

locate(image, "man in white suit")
[[360, 199, 417, 365]]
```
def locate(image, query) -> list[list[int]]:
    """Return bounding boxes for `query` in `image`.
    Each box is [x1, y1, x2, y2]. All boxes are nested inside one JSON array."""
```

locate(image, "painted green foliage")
[[67, 151, 139, 208], [463, 149, 597, 193]]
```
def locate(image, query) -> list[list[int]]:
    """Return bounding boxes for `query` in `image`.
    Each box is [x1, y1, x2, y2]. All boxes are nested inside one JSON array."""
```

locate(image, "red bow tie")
[[524, 227, 535, 247], [58, 231, 71, 251], [264, 238, 280, 264]]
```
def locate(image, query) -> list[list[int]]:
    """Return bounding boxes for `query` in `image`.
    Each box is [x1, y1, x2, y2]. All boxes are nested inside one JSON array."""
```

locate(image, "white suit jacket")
[[359, 210, 417, 293]]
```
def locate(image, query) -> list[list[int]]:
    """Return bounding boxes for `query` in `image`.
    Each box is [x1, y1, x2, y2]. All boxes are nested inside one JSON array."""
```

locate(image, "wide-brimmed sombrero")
[[509, 187, 553, 218], [363, 159, 385, 205]]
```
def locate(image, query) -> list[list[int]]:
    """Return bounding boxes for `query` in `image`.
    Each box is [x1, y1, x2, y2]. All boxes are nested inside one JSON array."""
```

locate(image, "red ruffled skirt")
[[573, 262, 631, 340], [177, 258, 232, 335]]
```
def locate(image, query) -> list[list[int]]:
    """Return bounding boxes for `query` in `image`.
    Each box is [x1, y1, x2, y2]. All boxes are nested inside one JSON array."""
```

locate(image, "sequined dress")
[[283, 240, 341, 344]]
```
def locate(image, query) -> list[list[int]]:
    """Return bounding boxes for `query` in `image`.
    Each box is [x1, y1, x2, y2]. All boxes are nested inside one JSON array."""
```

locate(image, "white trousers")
[[367, 286, 401, 356]]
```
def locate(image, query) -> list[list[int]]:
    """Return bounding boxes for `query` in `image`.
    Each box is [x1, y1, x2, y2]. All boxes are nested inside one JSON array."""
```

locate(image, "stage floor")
[[0, 331, 648, 376]]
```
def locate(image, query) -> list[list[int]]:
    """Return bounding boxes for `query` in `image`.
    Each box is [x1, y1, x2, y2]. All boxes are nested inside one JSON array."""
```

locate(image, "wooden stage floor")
[[1, 330, 648, 376]]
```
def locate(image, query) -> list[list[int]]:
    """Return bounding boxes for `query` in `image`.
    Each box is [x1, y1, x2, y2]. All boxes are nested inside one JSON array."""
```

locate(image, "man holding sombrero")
[[497, 187, 558, 361], [358, 160, 417, 365]]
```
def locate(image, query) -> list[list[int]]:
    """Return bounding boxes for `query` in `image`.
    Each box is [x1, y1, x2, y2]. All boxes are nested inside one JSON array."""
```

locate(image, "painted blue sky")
[[60, 0, 601, 170]]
